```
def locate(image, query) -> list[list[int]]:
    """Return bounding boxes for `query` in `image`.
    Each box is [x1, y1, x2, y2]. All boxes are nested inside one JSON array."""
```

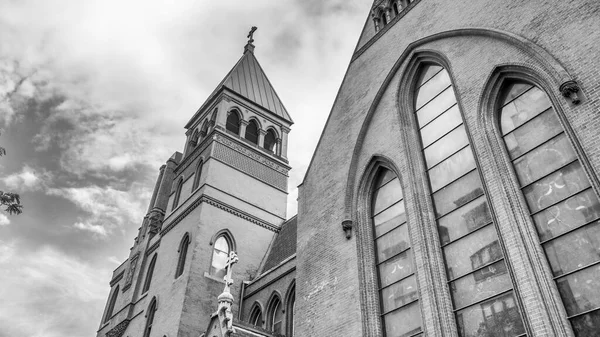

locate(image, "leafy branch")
[[0, 130, 23, 215]]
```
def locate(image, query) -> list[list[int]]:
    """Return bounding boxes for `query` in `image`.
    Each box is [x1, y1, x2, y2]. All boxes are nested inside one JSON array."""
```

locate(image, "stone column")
[[258, 129, 267, 148], [280, 126, 290, 159], [239, 119, 249, 137]]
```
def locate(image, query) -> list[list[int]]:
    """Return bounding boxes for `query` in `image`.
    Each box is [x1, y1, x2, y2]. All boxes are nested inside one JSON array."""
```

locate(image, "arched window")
[[381, 10, 388, 26], [498, 81, 600, 335], [267, 295, 283, 334], [413, 64, 525, 336], [172, 178, 183, 211], [226, 110, 241, 135], [175, 234, 190, 278], [393, 2, 399, 16], [210, 235, 232, 278], [104, 285, 119, 323], [245, 119, 259, 145], [286, 285, 296, 336], [143, 298, 157, 337], [142, 254, 157, 293], [200, 120, 209, 139], [264, 129, 277, 153], [249, 303, 263, 327], [371, 167, 421, 336], [192, 161, 203, 191], [189, 130, 199, 151]]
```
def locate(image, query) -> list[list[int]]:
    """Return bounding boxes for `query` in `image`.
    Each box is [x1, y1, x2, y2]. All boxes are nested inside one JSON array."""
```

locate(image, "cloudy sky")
[[0, 0, 370, 336]]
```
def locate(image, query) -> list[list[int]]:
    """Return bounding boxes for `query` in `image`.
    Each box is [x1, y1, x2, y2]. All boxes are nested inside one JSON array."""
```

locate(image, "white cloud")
[[47, 184, 150, 237], [0, 242, 110, 337], [0, 214, 10, 226], [73, 222, 108, 237], [1, 165, 51, 191]]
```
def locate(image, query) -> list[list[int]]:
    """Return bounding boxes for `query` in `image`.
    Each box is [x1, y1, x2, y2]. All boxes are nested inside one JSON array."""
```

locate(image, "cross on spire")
[[247, 26, 257, 44], [222, 251, 239, 294]]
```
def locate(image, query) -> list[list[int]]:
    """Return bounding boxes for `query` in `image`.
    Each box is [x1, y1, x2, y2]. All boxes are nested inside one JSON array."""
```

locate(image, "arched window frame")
[[380, 9, 388, 26], [200, 119, 209, 139], [142, 254, 157, 293], [249, 302, 264, 327], [103, 285, 119, 323], [263, 128, 278, 153], [266, 293, 283, 334], [175, 233, 190, 279], [192, 160, 203, 191], [143, 297, 158, 337], [209, 230, 236, 278], [245, 118, 260, 145], [479, 65, 600, 336], [172, 177, 184, 211], [226, 109, 242, 135], [285, 281, 296, 337]]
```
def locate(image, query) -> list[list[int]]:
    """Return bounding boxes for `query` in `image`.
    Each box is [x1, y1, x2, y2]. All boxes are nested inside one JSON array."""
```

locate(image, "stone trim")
[[160, 194, 279, 237], [109, 271, 124, 287], [215, 133, 290, 174], [146, 240, 160, 256]]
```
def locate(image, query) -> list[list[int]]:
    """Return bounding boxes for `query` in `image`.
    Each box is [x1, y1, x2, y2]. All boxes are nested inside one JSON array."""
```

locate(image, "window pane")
[[502, 83, 534, 105], [523, 161, 590, 213], [438, 196, 492, 245], [211, 250, 228, 278], [429, 146, 476, 192], [432, 170, 484, 217], [556, 264, 600, 316], [373, 177, 403, 215], [443, 225, 499, 279], [456, 292, 525, 337], [450, 260, 510, 309], [380, 275, 418, 313], [416, 87, 457, 127], [415, 69, 451, 109], [571, 309, 600, 336], [544, 221, 600, 277], [503, 108, 561, 159], [376, 223, 410, 262], [376, 170, 396, 188], [424, 125, 469, 168], [513, 134, 577, 186], [383, 301, 422, 337], [534, 189, 600, 242], [378, 249, 414, 288], [416, 65, 442, 87], [500, 86, 552, 134], [373, 201, 406, 238], [420, 104, 461, 147]]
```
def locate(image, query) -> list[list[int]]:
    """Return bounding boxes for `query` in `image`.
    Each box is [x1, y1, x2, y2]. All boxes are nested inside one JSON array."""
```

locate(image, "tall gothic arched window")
[[267, 295, 283, 334], [103, 285, 119, 323], [192, 161, 203, 191], [413, 64, 525, 336], [245, 119, 259, 145], [175, 234, 190, 278], [286, 285, 296, 337], [249, 303, 263, 327], [226, 110, 241, 135], [371, 167, 422, 336], [143, 298, 157, 337], [498, 81, 600, 335], [172, 178, 183, 211], [210, 235, 232, 278], [142, 254, 157, 293]]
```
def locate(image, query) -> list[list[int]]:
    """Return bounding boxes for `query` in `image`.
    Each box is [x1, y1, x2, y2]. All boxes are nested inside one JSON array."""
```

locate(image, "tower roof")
[[187, 43, 293, 128]]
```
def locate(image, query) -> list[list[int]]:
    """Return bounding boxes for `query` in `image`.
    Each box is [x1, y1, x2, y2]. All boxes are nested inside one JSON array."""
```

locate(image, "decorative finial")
[[247, 26, 257, 44]]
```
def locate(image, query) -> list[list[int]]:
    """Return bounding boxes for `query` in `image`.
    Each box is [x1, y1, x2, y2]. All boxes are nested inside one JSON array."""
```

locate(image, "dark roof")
[[187, 46, 293, 128], [232, 322, 275, 337], [261, 216, 297, 272]]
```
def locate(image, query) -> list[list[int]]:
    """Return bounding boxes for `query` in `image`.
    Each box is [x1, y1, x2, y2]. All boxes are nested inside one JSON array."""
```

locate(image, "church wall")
[[175, 202, 277, 337], [297, 0, 600, 336]]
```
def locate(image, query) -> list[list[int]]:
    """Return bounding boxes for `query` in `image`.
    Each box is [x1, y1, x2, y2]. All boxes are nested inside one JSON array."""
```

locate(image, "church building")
[[97, 1, 600, 336]]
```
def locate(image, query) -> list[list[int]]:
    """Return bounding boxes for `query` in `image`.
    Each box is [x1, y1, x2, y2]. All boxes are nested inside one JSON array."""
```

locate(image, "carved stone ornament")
[[147, 209, 165, 235], [342, 219, 353, 239], [106, 319, 130, 337], [560, 80, 581, 105]]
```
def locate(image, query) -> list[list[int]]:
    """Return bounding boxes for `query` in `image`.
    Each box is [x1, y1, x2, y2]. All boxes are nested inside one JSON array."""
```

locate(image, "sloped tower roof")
[[188, 41, 293, 128]]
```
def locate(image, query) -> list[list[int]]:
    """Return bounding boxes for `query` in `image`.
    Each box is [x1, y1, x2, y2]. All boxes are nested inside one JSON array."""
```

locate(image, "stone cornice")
[[146, 240, 160, 256], [109, 271, 124, 287], [160, 194, 280, 237]]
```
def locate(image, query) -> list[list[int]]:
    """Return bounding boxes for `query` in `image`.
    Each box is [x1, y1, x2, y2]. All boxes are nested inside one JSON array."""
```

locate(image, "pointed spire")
[[244, 26, 257, 54]]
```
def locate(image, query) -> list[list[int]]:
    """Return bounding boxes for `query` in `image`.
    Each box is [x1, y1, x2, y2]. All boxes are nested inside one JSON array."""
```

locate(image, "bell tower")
[[96, 28, 293, 337]]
